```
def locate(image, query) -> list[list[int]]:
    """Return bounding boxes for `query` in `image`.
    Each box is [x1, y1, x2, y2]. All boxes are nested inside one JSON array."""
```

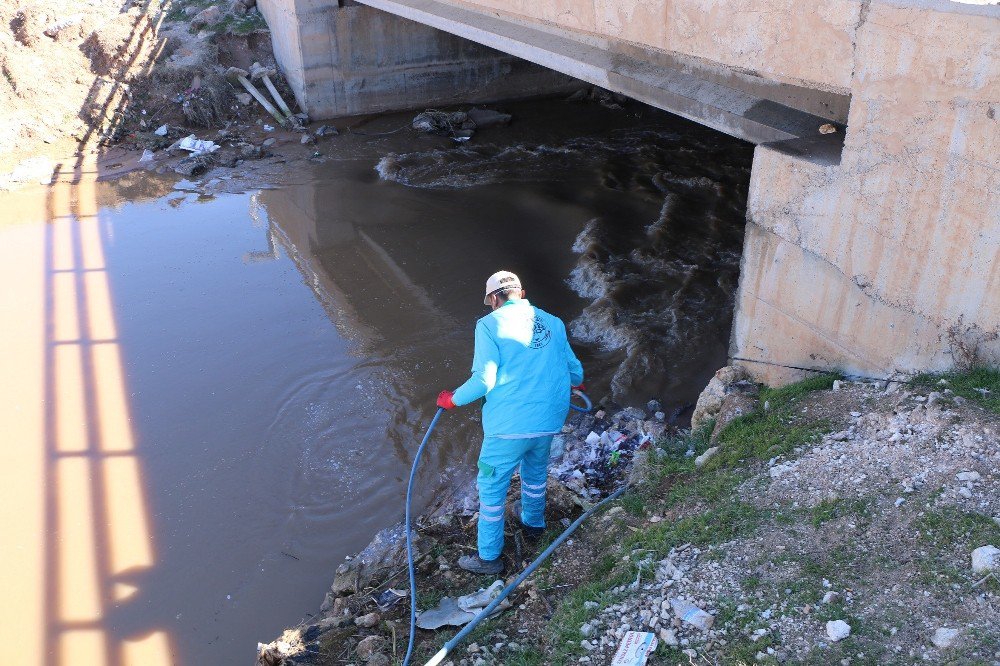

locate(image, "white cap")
[[484, 270, 522, 305]]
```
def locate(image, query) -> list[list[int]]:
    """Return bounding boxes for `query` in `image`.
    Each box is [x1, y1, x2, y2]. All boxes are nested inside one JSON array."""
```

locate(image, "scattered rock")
[[191, 6, 222, 28], [238, 143, 265, 160], [710, 390, 759, 441], [971, 545, 999, 574], [956, 471, 981, 482], [931, 627, 959, 649], [826, 620, 851, 642], [821, 591, 841, 604], [331, 523, 430, 597], [355, 612, 379, 628], [355, 635, 385, 661], [691, 365, 749, 431], [315, 124, 338, 137], [658, 627, 678, 646], [174, 154, 213, 177]]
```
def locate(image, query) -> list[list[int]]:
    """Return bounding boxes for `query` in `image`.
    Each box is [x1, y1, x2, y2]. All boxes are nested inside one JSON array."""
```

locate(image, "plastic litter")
[[138, 149, 155, 163], [415, 580, 510, 630], [549, 435, 565, 460], [372, 587, 408, 612], [154, 124, 169, 137], [177, 134, 219, 155], [610, 631, 658, 666], [670, 598, 714, 631], [263, 124, 275, 132]]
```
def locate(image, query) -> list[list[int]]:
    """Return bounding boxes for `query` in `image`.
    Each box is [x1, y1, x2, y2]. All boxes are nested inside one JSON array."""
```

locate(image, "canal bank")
[[257, 371, 1000, 666], [1, 94, 756, 664], [4, 1, 997, 664]]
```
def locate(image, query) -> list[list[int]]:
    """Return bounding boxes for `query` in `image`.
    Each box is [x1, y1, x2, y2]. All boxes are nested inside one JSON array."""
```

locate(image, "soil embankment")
[[2, 0, 291, 183], [258, 369, 1000, 665]]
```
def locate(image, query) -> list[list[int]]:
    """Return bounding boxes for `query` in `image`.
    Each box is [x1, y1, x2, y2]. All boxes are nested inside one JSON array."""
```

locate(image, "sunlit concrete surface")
[[0, 167, 174, 665]]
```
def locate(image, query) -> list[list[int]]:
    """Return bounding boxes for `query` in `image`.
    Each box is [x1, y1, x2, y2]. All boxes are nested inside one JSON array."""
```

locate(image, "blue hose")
[[423, 484, 626, 666], [402, 391, 616, 666], [569, 388, 592, 413], [403, 407, 445, 666]]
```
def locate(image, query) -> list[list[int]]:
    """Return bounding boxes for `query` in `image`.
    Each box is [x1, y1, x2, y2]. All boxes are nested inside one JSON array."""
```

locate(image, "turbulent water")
[[377, 125, 752, 403]]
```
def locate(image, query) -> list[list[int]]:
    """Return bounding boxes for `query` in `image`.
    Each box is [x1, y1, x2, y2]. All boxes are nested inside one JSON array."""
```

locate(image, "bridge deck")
[[354, 0, 847, 146]]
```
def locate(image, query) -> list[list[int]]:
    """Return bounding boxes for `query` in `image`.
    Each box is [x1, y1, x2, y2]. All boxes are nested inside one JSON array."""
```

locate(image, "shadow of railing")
[[38, 3, 181, 664]]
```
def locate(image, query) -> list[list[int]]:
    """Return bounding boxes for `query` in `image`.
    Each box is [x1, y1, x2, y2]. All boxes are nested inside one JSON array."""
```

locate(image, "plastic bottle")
[[669, 598, 714, 631]]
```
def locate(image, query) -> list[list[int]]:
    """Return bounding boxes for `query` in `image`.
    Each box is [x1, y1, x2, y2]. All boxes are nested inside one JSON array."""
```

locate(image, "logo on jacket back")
[[529, 316, 552, 349]]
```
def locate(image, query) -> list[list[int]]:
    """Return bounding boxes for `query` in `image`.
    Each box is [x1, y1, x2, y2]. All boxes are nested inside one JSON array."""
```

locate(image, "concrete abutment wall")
[[256, 0, 577, 119], [735, 1, 1000, 384]]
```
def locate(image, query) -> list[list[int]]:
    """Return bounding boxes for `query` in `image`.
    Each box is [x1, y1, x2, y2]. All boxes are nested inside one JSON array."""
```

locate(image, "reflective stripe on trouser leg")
[[519, 435, 553, 529], [476, 437, 521, 561]]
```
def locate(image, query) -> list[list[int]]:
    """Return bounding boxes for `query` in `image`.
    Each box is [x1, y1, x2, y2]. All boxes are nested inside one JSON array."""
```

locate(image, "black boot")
[[457, 554, 504, 575], [511, 500, 545, 539]]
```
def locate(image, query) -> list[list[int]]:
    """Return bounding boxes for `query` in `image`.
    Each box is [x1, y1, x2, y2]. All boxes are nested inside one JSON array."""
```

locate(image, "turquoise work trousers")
[[476, 435, 552, 561]]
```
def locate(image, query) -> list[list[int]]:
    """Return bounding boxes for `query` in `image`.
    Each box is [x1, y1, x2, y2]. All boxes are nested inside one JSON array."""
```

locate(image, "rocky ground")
[[1, 0, 307, 184], [256, 368, 1000, 665]]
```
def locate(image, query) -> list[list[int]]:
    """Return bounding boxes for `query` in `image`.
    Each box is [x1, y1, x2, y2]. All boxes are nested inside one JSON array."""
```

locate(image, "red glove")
[[437, 390, 456, 410], [572, 384, 586, 392]]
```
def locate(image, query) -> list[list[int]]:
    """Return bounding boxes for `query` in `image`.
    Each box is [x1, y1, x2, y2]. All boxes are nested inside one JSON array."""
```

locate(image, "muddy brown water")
[[0, 98, 751, 664]]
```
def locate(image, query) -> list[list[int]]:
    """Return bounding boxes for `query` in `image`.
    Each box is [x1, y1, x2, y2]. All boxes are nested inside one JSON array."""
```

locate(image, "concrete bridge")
[[257, 0, 999, 383]]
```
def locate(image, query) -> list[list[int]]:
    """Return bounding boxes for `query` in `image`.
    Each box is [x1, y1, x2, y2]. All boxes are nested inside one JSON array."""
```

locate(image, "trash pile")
[[550, 401, 670, 500], [411, 107, 512, 142]]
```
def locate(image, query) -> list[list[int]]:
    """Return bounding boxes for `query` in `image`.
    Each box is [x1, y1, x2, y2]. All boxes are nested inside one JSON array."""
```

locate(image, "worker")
[[437, 270, 584, 574]]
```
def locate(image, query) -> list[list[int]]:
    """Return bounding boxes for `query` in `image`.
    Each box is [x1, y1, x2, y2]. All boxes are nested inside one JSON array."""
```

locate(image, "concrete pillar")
[[255, 0, 576, 119], [731, 1, 1000, 384]]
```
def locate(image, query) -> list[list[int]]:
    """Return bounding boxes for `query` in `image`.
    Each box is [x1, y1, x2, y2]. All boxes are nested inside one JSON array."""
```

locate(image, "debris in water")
[[466, 107, 512, 129], [412, 110, 470, 135]]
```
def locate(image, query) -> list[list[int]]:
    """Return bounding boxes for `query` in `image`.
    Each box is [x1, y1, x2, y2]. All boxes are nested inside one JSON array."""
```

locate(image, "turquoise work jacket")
[[452, 298, 584, 438]]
